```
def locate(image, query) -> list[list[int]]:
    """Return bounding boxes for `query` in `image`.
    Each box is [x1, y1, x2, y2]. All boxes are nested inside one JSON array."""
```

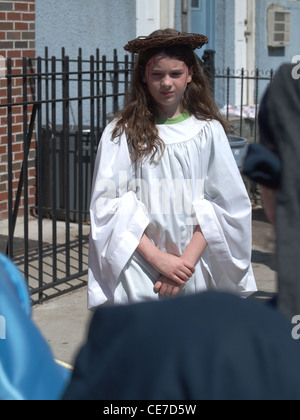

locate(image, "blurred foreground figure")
[[0, 253, 69, 400], [244, 63, 300, 320], [63, 292, 300, 400]]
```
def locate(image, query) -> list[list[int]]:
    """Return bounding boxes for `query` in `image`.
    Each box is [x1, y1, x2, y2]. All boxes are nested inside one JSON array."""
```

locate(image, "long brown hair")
[[113, 34, 230, 163]]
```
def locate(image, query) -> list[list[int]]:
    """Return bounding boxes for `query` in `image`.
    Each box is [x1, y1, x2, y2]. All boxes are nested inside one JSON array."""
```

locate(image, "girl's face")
[[143, 53, 192, 119]]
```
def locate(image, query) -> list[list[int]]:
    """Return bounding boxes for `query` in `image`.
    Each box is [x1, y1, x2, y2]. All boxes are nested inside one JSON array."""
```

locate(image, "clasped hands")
[[151, 252, 195, 297], [137, 229, 206, 298]]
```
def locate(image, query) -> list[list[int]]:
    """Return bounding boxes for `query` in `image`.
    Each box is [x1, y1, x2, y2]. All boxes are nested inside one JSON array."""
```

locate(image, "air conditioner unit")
[[267, 5, 291, 48]]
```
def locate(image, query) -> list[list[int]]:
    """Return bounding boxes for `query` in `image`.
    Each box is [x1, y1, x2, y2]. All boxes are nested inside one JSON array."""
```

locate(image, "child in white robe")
[[88, 29, 257, 309]]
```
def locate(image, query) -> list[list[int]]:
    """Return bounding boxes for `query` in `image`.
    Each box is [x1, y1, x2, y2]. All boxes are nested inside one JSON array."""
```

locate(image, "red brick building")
[[0, 0, 36, 220]]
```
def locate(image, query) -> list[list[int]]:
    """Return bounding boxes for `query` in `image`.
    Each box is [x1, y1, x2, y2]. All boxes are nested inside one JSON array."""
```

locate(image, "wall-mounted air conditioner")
[[267, 4, 291, 48]]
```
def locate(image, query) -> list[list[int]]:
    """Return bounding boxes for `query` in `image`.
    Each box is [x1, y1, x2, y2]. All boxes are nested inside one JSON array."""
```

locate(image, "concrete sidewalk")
[[32, 286, 91, 367], [31, 207, 277, 367]]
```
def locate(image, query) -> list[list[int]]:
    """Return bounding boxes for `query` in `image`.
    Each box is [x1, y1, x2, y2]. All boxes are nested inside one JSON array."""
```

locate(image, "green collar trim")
[[157, 111, 191, 125]]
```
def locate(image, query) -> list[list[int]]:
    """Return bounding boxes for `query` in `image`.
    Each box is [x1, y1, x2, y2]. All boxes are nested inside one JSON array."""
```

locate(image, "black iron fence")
[[1, 48, 135, 304], [0, 48, 274, 304]]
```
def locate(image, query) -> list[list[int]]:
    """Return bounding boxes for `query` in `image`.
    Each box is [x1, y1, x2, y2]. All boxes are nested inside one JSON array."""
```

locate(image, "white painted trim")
[[136, 0, 161, 37], [161, 0, 175, 29]]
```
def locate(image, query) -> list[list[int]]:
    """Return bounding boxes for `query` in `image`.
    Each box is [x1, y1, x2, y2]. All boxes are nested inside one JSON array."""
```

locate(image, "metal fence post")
[[37, 56, 44, 303], [62, 55, 70, 278], [202, 49, 216, 93], [6, 58, 13, 258]]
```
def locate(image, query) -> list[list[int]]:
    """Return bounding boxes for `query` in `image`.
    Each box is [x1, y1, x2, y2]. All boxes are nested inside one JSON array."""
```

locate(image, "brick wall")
[[0, 0, 36, 220]]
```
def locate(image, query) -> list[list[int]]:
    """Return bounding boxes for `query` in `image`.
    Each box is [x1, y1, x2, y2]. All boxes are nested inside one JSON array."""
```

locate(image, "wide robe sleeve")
[[193, 121, 257, 296], [88, 122, 150, 309]]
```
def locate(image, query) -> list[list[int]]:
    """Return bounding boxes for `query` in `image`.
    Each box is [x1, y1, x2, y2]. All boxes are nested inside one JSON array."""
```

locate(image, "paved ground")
[[30, 206, 277, 367], [32, 285, 91, 367]]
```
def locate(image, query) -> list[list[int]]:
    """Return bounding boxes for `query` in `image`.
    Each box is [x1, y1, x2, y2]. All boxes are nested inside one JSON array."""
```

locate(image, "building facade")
[[1, 0, 300, 220], [0, 0, 36, 220], [35, 0, 136, 59], [35, 0, 186, 59], [191, 0, 300, 105]]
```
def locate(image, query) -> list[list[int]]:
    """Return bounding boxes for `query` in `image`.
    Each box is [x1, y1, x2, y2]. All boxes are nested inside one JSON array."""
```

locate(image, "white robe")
[[88, 116, 257, 309]]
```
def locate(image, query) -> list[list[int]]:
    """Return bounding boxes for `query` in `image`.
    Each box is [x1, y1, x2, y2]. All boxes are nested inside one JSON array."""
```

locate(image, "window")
[[267, 5, 291, 48], [192, 0, 200, 9]]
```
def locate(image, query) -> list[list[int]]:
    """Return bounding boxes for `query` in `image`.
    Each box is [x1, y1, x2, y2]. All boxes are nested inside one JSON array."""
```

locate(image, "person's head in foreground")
[[243, 63, 300, 320]]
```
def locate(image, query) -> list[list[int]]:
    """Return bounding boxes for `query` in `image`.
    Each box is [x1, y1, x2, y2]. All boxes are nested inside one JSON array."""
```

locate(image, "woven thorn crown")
[[124, 32, 209, 54]]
